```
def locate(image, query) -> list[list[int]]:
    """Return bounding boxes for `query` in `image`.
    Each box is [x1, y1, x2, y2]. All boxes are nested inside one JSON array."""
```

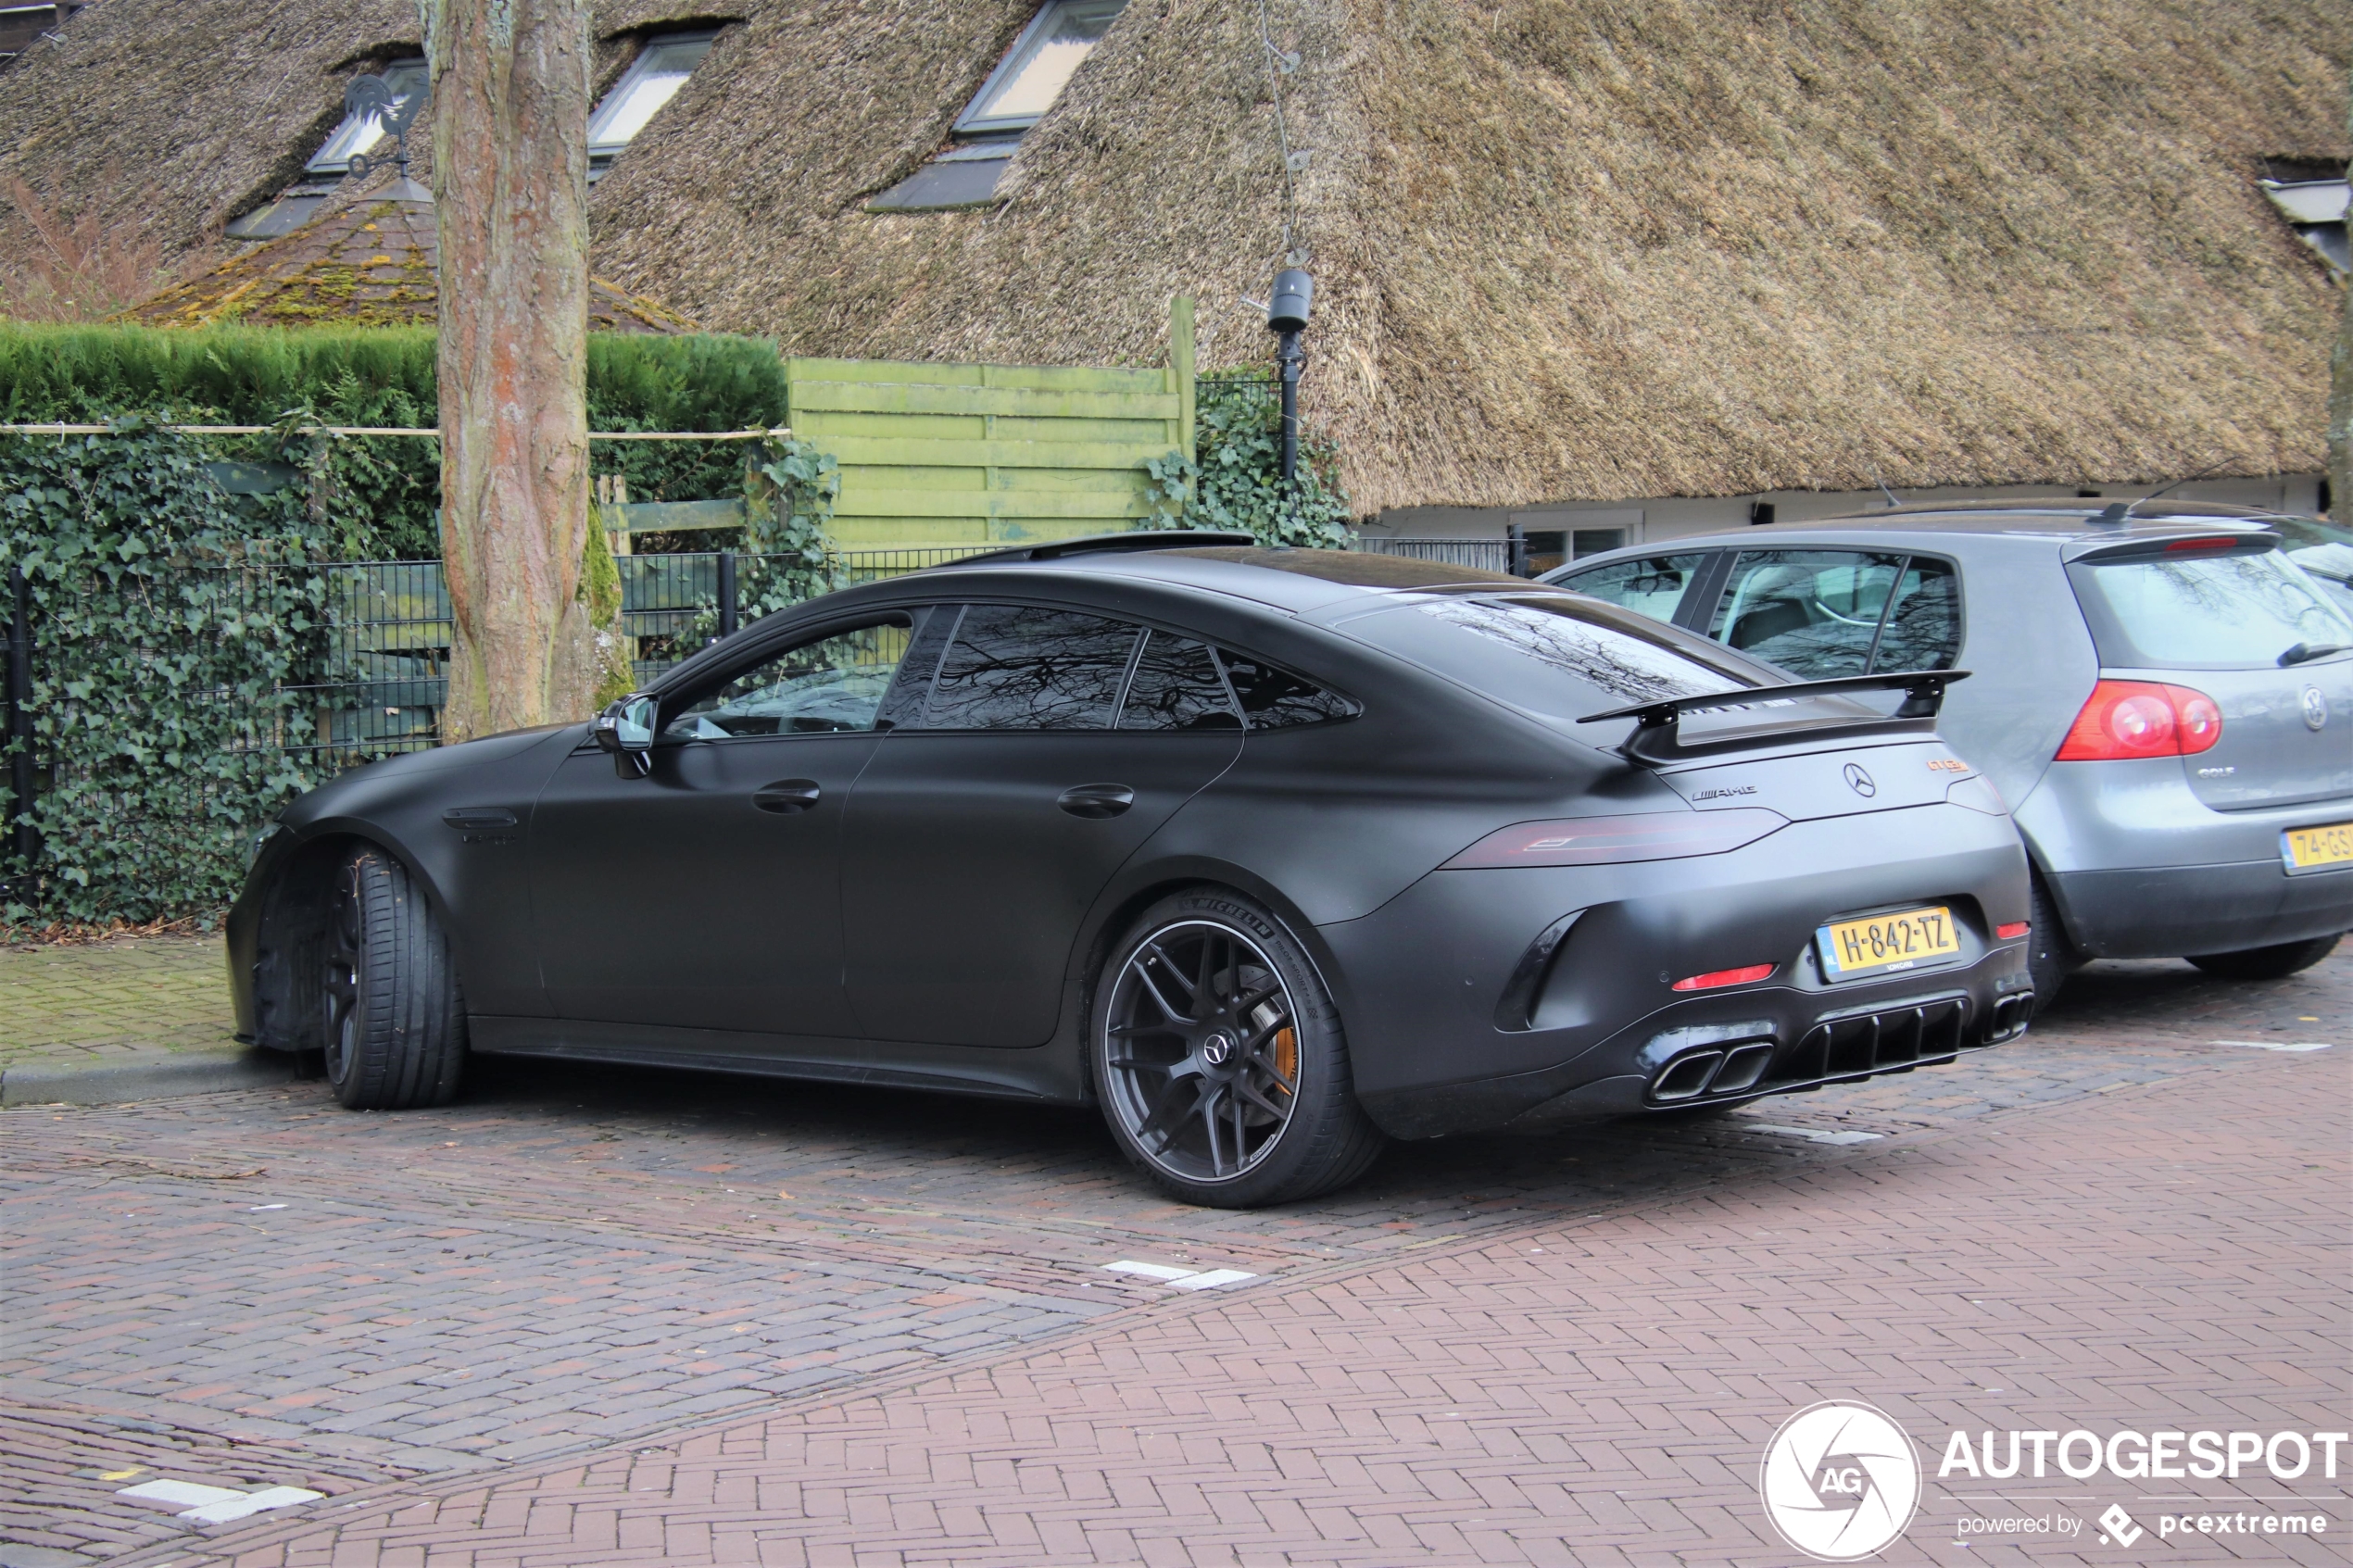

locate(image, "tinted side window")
[[1119, 633, 1240, 730], [1705, 549, 1906, 679], [917, 604, 1141, 730], [1559, 553, 1708, 624], [872, 605, 954, 731], [1869, 558, 1961, 672], [666, 617, 912, 739], [1217, 650, 1357, 729]]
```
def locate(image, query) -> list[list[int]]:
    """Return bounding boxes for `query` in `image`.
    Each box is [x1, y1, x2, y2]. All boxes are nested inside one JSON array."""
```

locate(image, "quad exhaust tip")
[[1642, 991, 2030, 1107]]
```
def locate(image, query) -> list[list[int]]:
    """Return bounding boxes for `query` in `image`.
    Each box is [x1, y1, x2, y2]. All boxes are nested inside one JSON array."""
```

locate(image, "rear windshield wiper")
[[2278, 642, 2349, 667]]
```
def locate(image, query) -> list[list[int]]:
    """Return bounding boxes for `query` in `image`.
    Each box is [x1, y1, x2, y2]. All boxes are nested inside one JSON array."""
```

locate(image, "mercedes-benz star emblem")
[[1201, 1033, 1235, 1066], [1842, 763, 1877, 798], [2303, 687, 2328, 732]]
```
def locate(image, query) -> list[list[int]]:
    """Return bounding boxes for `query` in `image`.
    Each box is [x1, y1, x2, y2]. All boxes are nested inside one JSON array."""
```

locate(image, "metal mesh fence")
[[48, 537, 1529, 781], [1354, 537, 1515, 573]]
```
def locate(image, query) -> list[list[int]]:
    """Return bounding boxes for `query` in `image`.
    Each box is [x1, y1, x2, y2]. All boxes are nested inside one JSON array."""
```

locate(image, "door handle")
[[751, 779, 823, 815], [1057, 783, 1136, 819]]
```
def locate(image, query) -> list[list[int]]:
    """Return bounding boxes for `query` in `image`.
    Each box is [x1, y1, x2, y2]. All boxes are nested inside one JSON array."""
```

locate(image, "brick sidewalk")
[[0, 935, 237, 1072], [135, 1015, 2350, 1567], [3, 951, 2343, 1566]]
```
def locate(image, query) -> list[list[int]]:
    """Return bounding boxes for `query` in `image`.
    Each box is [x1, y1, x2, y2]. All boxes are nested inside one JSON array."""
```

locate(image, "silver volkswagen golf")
[[1543, 501, 2353, 1007]]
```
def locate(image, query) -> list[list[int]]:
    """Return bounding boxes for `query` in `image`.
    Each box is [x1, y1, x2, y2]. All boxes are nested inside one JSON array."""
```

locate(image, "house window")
[[588, 31, 716, 175], [307, 57, 428, 174], [954, 0, 1125, 134], [2259, 157, 2348, 277], [870, 0, 1126, 214]]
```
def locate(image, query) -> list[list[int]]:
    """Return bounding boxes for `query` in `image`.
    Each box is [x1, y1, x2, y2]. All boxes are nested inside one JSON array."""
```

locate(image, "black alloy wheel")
[[321, 847, 468, 1110], [1093, 890, 1383, 1207]]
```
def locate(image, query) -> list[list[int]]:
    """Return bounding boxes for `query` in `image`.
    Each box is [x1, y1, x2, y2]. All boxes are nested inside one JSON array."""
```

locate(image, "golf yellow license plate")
[[1817, 905, 1962, 982], [2283, 822, 2353, 872]]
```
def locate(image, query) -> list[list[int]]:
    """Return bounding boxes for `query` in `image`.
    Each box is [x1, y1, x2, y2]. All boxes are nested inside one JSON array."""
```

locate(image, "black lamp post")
[[1265, 269, 1313, 508]]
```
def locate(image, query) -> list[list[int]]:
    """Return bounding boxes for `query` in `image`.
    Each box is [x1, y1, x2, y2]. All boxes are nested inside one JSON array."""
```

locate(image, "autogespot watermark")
[[1759, 1404, 2346, 1559], [1760, 1401, 1922, 1560]]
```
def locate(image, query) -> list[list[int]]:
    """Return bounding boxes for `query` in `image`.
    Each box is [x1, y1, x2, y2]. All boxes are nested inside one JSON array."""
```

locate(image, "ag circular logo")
[[1758, 1400, 1920, 1560], [1842, 762, 1878, 798], [2302, 686, 2328, 732], [1200, 1032, 1236, 1066]]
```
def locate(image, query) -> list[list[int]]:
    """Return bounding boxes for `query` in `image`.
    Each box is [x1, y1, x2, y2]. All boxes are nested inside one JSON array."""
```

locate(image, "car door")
[[528, 610, 932, 1039], [839, 604, 1244, 1048]]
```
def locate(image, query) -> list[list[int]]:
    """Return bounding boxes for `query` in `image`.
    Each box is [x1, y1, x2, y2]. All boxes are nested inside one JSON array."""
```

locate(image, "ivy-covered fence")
[[0, 328, 1362, 928]]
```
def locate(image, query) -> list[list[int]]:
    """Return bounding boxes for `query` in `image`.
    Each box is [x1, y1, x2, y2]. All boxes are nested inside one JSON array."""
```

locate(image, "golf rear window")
[[2067, 548, 2351, 670]]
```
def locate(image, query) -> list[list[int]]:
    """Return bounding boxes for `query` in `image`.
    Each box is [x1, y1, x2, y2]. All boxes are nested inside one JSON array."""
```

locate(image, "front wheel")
[[2185, 933, 2342, 982], [321, 847, 468, 1110], [1091, 889, 1384, 1208]]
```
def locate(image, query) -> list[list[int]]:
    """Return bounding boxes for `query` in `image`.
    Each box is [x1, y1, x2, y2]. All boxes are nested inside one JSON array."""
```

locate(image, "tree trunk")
[[425, 0, 596, 744]]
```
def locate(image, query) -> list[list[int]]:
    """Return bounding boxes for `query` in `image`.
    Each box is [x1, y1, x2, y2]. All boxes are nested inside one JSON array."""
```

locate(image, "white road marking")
[[2207, 1039, 2334, 1052], [118, 1478, 323, 1524], [120, 1481, 245, 1509], [1167, 1269, 1258, 1290], [1745, 1124, 1885, 1146], [1103, 1261, 1258, 1289]]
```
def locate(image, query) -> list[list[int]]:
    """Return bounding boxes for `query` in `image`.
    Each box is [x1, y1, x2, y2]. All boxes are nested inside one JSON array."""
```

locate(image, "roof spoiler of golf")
[[1579, 670, 1970, 765], [933, 530, 1257, 567], [2062, 528, 2278, 564]]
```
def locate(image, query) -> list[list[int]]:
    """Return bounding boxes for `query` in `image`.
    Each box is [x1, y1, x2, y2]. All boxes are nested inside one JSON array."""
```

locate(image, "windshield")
[[1336, 590, 1766, 721], [2068, 547, 2353, 670]]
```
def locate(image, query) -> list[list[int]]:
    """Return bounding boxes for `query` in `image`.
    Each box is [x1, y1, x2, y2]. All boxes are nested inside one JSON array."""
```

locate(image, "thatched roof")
[[6, 0, 2348, 508], [126, 181, 695, 332]]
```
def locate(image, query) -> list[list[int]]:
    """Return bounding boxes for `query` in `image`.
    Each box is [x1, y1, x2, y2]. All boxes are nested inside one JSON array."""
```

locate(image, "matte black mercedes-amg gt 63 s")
[[231, 533, 2035, 1206]]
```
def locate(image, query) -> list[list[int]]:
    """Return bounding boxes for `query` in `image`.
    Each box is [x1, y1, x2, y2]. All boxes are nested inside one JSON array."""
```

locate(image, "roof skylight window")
[[307, 57, 427, 174], [588, 31, 716, 172], [955, 0, 1125, 135], [2259, 171, 2348, 276], [870, 0, 1126, 214]]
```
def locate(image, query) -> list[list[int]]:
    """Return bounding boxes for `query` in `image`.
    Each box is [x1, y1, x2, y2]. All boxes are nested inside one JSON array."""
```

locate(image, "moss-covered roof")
[[125, 183, 696, 332]]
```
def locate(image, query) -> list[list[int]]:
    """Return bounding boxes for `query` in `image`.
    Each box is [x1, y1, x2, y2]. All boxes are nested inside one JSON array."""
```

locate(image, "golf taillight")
[[1994, 922, 2031, 940], [2054, 680, 2222, 760], [1670, 963, 1777, 992]]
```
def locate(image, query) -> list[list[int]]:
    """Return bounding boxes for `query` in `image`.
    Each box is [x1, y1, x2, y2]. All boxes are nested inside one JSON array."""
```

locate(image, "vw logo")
[[2303, 687, 2328, 732], [1200, 1033, 1236, 1066], [1842, 763, 1878, 798], [1759, 1400, 1920, 1560]]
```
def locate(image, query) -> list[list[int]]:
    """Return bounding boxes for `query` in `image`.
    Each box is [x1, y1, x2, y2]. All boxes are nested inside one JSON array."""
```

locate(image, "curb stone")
[[1, 1047, 294, 1107]]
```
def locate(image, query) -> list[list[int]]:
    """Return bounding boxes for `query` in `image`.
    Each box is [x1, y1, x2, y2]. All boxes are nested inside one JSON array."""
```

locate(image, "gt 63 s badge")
[[1760, 1401, 1921, 1560]]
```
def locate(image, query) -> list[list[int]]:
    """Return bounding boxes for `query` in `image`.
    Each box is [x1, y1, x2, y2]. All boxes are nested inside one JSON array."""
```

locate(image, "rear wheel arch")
[[1071, 864, 1348, 1047]]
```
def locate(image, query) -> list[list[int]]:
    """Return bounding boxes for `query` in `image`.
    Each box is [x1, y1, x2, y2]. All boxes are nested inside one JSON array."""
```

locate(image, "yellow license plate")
[[2284, 822, 2353, 872], [1817, 905, 1963, 982]]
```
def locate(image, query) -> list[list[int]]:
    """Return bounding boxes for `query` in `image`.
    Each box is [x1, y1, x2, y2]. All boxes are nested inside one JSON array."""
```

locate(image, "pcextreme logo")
[[1760, 1401, 1922, 1561]]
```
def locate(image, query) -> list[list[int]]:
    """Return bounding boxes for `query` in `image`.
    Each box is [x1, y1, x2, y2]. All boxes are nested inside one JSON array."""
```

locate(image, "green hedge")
[[0, 325, 790, 558]]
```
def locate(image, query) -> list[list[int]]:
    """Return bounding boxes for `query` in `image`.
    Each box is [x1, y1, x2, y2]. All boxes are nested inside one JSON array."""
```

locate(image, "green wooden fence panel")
[[787, 298, 1196, 549]]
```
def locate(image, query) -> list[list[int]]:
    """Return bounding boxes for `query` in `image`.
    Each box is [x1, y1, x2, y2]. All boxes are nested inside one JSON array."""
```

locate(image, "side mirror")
[[593, 694, 657, 777]]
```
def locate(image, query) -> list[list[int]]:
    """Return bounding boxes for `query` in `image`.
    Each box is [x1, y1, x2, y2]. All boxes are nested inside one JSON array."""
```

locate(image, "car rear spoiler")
[[1579, 670, 1969, 765]]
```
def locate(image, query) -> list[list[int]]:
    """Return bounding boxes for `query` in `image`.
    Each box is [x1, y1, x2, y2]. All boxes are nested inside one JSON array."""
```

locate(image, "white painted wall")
[[1367, 474, 2326, 556]]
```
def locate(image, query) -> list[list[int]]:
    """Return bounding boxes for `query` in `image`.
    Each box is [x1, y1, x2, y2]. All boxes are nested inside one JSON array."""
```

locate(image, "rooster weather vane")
[[341, 69, 429, 182]]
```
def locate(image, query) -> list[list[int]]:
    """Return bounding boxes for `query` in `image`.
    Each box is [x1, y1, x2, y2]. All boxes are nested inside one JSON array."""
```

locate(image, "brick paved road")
[[2, 951, 2345, 1564]]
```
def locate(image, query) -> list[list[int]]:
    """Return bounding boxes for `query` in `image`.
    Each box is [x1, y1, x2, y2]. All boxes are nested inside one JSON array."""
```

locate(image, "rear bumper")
[[2014, 764, 2353, 955], [2047, 860, 2353, 959], [1321, 804, 2032, 1140]]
